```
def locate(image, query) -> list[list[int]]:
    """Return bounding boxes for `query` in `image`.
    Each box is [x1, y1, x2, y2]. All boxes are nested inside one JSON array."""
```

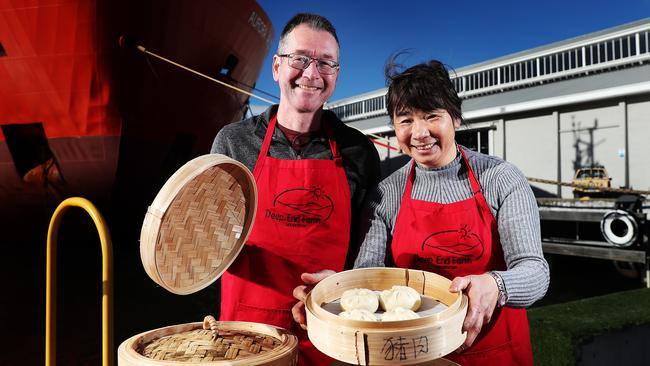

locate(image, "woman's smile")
[[410, 142, 436, 152]]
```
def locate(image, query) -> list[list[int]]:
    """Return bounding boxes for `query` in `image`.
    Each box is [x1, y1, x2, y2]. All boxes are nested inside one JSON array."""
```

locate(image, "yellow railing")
[[45, 197, 113, 366]]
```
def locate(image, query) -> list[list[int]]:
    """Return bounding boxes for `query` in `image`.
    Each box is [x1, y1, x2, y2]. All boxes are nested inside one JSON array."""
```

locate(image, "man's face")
[[272, 24, 339, 114]]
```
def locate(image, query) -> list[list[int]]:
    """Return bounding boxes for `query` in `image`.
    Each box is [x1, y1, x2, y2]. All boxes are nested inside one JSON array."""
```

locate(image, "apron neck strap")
[[458, 146, 482, 194], [258, 114, 341, 164], [402, 146, 482, 201]]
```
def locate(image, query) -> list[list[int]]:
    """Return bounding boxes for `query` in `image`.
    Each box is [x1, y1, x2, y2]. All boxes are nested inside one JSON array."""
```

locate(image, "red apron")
[[391, 148, 533, 366], [220, 115, 351, 366]]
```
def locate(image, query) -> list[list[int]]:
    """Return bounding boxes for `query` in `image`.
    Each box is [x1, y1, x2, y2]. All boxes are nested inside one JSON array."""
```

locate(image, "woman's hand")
[[449, 273, 500, 351], [291, 269, 336, 330]]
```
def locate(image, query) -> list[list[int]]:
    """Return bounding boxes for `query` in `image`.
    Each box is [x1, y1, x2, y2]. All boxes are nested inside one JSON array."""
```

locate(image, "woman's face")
[[393, 108, 460, 168]]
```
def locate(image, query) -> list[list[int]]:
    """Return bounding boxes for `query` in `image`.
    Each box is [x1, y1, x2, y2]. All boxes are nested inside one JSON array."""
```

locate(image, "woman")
[[292, 60, 549, 365]]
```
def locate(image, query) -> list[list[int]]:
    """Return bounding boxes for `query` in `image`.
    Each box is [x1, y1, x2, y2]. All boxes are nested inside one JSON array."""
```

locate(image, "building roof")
[[463, 63, 650, 118], [456, 17, 650, 73], [329, 17, 650, 133]]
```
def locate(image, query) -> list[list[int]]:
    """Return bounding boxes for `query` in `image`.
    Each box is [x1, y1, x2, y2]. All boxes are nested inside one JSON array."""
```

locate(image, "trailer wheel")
[[600, 209, 638, 247]]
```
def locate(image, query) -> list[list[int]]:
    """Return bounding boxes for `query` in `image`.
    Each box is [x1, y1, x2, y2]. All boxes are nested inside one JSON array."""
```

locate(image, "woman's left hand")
[[449, 273, 500, 351]]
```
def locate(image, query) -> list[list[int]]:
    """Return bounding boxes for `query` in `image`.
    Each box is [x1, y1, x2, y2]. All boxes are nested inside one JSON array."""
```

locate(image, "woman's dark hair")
[[385, 57, 462, 122]]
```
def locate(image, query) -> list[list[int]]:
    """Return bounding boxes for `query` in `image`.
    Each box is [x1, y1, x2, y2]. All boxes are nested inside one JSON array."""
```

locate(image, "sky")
[[251, 0, 650, 111]]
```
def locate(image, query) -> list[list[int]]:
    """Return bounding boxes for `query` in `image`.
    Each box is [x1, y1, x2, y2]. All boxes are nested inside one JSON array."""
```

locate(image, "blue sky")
[[251, 0, 650, 110]]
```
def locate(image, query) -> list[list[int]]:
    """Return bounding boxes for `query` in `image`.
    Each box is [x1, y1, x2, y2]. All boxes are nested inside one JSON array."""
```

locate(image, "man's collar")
[[254, 104, 333, 144]]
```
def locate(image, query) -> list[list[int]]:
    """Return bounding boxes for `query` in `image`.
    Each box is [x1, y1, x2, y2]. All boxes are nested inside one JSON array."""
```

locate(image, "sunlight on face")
[[272, 24, 339, 114], [393, 108, 460, 168]]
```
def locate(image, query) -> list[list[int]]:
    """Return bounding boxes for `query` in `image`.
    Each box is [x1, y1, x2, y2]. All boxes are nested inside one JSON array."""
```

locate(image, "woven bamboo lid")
[[140, 154, 257, 295], [117, 321, 298, 365]]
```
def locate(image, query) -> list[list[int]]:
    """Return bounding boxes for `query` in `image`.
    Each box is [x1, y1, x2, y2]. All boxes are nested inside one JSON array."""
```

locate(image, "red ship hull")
[[1, 0, 273, 221], [0, 1, 273, 364]]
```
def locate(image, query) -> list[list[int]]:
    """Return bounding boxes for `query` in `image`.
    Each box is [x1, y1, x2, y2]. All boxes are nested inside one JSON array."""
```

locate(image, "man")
[[211, 13, 380, 366]]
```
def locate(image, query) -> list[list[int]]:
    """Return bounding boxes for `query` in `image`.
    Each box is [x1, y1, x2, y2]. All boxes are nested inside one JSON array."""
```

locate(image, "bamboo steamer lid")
[[306, 267, 468, 365], [118, 321, 298, 365], [140, 154, 257, 295]]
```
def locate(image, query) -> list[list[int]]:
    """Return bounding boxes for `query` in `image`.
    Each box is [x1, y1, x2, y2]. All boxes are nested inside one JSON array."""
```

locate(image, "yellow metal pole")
[[46, 197, 114, 366]]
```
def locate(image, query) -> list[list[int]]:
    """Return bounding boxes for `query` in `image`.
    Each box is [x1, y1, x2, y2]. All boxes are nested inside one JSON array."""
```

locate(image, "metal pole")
[[46, 197, 114, 366]]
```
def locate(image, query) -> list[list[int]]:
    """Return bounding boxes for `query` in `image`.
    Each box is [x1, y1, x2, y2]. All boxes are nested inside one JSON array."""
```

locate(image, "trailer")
[[537, 195, 649, 287]]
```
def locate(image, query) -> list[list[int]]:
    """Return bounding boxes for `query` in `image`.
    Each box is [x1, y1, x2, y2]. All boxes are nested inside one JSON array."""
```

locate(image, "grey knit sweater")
[[354, 146, 549, 307]]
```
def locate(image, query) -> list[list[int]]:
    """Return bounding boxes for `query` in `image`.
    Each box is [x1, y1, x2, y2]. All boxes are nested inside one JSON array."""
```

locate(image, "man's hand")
[[449, 273, 499, 352], [291, 269, 336, 330]]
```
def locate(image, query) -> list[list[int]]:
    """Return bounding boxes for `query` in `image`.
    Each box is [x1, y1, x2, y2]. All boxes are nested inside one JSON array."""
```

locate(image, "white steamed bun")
[[379, 285, 421, 312], [339, 308, 378, 321], [340, 288, 379, 312], [381, 307, 420, 321]]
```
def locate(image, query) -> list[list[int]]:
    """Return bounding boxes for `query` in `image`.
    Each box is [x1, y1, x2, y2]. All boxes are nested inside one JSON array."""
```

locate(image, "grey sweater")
[[354, 146, 549, 307], [211, 105, 381, 269]]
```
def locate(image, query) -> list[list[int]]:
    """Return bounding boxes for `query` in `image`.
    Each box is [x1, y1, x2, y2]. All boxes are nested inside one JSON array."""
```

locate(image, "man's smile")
[[296, 83, 322, 91]]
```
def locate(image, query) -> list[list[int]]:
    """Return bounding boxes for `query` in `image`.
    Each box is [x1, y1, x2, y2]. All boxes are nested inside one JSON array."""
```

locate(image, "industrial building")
[[326, 17, 650, 199]]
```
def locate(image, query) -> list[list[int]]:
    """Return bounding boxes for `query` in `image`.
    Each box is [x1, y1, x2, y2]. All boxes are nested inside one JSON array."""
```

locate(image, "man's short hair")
[[277, 13, 339, 55]]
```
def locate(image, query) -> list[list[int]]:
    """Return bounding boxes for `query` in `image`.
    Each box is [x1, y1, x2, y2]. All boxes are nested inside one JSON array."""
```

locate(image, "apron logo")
[[265, 186, 334, 227], [421, 224, 484, 262]]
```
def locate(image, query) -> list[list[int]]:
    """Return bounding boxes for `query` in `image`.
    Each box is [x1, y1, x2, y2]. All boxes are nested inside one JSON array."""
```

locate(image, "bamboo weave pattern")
[[139, 328, 280, 361], [156, 165, 249, 289]]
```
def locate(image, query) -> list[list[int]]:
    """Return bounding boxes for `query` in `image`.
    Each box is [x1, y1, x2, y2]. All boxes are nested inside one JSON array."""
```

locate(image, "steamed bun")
[[339, 308, 378, 321], [379, 285, 421, 311], [340, 288, 379, 312], [381, 307, 420, 321]]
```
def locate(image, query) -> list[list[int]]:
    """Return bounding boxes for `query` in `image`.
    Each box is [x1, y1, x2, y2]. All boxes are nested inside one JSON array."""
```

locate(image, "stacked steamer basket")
[[118, 320, 297, 366], [118, 154, 298, 366], [306, 267, 468, 366]]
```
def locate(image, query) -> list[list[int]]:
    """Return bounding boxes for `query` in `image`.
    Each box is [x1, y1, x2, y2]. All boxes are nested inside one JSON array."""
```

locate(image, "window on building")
[[577, 48, 583, 67], [563, 52, 570, 70], [456, 128, 490, 154], [606, 40, 613, 61], [523, 61, 528, 79], [622, 37, 629, 58], [551, 54, 557, 73], [627, 36, 636, 56], [641, 32, 648, 54]]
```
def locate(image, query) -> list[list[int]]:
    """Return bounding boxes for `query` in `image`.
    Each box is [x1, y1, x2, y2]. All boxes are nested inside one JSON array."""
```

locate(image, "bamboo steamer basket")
[[118, 320, 298, 366], [306, 267, 467, 365], [140, 154, 257, 295], [120, 154, 299, 365]]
